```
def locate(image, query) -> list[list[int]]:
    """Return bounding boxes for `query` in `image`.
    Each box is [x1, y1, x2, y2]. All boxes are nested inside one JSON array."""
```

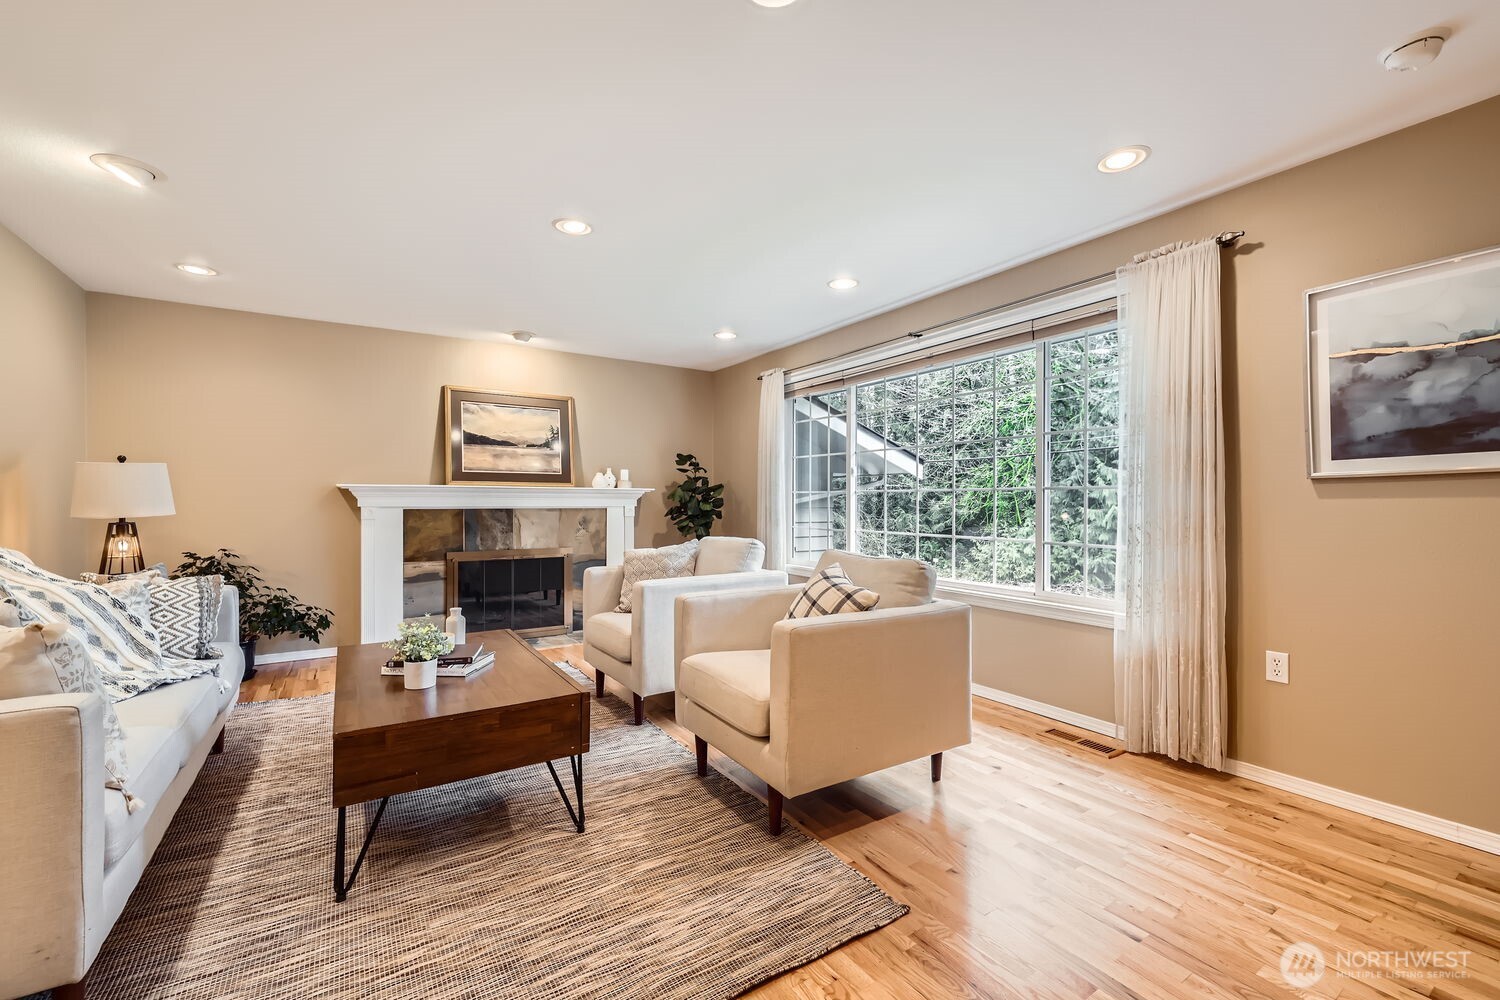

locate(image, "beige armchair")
[[674, 550, 972, 835], [583, 537, 787, 724]]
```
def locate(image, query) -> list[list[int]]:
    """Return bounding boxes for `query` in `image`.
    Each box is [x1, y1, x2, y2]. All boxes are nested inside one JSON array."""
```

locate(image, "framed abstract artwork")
[[1305, 245, 1500, 478], [443, 386, 577, 485]]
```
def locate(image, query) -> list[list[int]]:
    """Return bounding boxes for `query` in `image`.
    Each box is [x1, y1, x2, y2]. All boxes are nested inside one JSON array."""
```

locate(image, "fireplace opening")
[[445, 548, 573, 638]]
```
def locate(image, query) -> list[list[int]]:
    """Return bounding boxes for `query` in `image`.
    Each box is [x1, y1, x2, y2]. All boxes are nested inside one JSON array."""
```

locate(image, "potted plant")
[[173, 549, 334, 680], [665, 453, 725, 540], [384, 617, 454, 690]]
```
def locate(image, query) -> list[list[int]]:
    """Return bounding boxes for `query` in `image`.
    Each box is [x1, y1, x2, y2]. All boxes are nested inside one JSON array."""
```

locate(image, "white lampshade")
[[71, 461, 176, 519]]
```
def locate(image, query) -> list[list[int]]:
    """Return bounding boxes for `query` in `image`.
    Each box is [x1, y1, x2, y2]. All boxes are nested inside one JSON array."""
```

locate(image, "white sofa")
[[674, 551, 972, 835], [0, 586, 245, 1000], [583, 537, 787, 724]]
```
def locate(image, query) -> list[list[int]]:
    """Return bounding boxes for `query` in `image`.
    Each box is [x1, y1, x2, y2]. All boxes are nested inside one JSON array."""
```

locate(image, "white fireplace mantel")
[[338, 483, 654, 642]]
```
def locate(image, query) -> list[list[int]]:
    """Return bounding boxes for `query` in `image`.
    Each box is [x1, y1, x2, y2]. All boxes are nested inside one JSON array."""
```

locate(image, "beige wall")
[[715, 96, 1500, 832], [85, 296, 716, 652], [0, 222, 88, 570]]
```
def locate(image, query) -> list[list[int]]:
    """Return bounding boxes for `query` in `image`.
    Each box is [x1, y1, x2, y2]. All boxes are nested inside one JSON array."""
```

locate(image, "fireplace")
[[445, 548, 574, 638]]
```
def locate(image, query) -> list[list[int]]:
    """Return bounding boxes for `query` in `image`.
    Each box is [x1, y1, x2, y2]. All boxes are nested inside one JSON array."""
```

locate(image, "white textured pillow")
[[149, 575, 225, 660], [0, 622, 140, 812], [616, 539, 700, 613], [786, 564, 881, 620], [695, 537, 766, 576]]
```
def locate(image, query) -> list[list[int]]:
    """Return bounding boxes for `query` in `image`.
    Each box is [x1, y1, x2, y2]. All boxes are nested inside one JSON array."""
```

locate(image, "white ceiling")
[[2, 2, 1497, 371]]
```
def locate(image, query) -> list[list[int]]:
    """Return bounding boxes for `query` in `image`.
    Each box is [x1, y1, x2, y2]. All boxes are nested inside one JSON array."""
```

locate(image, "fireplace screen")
[[445, 548, 573, 638]]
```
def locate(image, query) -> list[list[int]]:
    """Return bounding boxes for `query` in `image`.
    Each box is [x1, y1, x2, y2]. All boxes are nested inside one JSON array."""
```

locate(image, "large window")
[[790, 323, 1120, 606]]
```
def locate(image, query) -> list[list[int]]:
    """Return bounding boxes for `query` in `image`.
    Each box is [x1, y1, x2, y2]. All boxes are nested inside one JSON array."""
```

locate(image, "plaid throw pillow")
[[786, 564, 880, 619]]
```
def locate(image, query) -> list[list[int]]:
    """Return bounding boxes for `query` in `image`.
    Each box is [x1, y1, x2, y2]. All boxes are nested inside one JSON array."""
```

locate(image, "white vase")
[[403, 659, 438, 690], [591, 471, 608, 488], [445, 606, 467, 643], [618, 468, 632, 489], [603, 467, 617, 488]]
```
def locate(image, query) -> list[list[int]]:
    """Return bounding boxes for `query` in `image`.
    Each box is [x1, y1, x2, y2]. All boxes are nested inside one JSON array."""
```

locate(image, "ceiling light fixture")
[[174, 263, 218, 276], [750, 0, 798, 6], [828, 277, 859, 291], [714, 329, 738, 341], [89, 153, 161, 188], [552, 218, 593, 236], [1097, 145, 1151, 173], [1382, 31, 1447, 71], [508, 330, 535, 343]]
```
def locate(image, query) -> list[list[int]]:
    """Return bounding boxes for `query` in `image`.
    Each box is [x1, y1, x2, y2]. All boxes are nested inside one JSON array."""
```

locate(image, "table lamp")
[[71, 457, 176, 576]]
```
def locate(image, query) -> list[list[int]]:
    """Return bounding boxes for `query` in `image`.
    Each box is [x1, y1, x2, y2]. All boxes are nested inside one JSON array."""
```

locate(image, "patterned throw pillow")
[[615, 539, 700, 613], [79, 564, 170, 587], [149, 575, 225, 660], [0, 622, 141, 812], [92, 577, 154, 624], [786, 564, 881, 620]]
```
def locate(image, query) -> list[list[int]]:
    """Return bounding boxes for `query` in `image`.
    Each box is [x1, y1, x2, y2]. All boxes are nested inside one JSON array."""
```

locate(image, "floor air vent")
[[1042, 727, 1124, 759]]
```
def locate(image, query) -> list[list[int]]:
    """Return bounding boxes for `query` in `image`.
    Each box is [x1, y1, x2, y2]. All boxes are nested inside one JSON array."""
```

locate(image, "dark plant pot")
[[240, 638, 258, 682]]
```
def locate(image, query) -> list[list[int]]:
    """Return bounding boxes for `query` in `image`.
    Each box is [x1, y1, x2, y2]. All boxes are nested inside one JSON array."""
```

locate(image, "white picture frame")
[[1305, 244, 1500, 479]]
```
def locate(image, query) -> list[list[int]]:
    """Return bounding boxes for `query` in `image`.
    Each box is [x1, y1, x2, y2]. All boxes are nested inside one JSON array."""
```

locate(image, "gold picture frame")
[[442, 386, 577, 486]]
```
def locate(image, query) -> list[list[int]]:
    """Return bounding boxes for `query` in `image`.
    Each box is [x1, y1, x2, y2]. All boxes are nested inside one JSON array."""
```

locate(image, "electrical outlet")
[[1266, 650, 1289, 684]]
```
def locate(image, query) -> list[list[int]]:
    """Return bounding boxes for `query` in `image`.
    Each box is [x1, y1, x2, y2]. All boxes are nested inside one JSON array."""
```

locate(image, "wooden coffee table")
[[330, 628, 590, 900]]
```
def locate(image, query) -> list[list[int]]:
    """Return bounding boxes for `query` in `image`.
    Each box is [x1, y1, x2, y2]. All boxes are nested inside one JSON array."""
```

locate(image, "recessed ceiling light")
[[552, 218, 593, 236], [1097, 145, 1151, 173], [714, 329, 738, 341], [175, 263, 218, 276], [90, 153, 161, 188], [828, 277, 859, 291], [508, 330, 535, 343], [750, 0, 798, 6]]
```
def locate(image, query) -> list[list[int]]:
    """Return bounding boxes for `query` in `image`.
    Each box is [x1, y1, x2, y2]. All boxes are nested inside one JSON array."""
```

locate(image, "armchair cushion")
[[616, 539, 699, 613], [787, 564, 880, 619], [679, 649, 772, 738], [695, 537, 766, 576], [812, 550, 935, 608], [585, 612, 633, 662]]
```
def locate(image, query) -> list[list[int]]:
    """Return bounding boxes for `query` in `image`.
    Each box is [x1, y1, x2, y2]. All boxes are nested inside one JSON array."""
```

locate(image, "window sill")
[[786, 563, 1119, 629]]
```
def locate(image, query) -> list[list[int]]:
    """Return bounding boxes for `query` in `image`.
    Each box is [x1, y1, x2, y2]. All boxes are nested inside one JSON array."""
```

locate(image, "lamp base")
[[99, 519, 146, 577]]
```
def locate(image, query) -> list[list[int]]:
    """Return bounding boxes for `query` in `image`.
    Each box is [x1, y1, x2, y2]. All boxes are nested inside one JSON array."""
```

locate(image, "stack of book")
[[381, 642, 495, 678]]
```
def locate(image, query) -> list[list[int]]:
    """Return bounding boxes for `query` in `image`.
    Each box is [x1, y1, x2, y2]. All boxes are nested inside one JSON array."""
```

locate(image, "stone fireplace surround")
[[339, 485, 654, 643]]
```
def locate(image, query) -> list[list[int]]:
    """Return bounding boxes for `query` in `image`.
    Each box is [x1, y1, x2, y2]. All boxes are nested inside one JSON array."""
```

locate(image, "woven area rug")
[[79, 666, 906, 999]]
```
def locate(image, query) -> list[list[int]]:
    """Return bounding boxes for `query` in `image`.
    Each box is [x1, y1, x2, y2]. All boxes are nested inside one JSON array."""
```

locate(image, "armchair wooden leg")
[[768, 788, 784, 836], [211, 728, 226, 755], [53, 974, 88, 999], [594, 669, 605, 697], [695, 736, 708, 777], [931, 752, 943, 782], [632, 693, 645, 726]]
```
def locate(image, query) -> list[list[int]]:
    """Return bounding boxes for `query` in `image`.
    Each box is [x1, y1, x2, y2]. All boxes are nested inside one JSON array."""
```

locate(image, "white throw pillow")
[[616, 539, 700, 613], [149, 575, 225, 660], [0, 622, 141, 812], [695, 537, 766, 576], [786, 564, 881, 619]]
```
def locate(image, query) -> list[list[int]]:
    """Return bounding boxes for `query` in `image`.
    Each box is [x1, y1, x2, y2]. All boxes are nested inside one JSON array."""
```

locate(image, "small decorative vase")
[[603, 467, 617, 488], [403, 659, 438, 690], [591, 470, 608, 488], [445, 606, 467, 643], [618, 468, 632, 489]]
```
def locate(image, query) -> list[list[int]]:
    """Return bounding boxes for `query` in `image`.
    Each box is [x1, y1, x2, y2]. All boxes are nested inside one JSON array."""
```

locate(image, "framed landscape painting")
[[443, 386, 576, 485], [1306, 245, 1500, 478]]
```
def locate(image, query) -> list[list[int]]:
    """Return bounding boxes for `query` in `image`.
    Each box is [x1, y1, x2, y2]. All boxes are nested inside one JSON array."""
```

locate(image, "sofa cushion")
[[813, 549, 935, 608], [616, 539, 699, 613], [679, 649, 772, 739], [586, 612, 633, 663], [695, 537, 766, 577], [114, 672, 224, 750], [102, 724, 177, 868]]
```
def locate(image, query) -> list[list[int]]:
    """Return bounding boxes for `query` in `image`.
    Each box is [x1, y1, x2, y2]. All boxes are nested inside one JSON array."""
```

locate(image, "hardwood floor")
[[241, 646, 1500, 999]]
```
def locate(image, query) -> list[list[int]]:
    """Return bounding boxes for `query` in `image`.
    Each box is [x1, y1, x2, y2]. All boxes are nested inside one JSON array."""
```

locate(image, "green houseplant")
[[665, 453, 725, 540], [174, 549, 334, 680], [384, 617, 455, 690]]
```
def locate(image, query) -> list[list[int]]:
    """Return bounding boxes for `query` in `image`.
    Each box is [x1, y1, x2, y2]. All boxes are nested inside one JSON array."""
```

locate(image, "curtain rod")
[[759, 230, 1245, 381]]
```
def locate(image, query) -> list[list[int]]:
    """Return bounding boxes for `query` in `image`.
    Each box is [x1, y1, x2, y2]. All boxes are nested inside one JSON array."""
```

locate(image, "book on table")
[[381, 643, 494, 678]]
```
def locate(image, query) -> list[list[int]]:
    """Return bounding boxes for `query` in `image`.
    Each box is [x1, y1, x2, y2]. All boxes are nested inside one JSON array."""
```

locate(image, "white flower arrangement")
[[384, 617, 455, 663]]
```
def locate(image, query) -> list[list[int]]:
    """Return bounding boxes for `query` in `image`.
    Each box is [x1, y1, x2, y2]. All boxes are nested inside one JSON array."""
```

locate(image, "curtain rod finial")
[[1216, 230, 1246, 247]]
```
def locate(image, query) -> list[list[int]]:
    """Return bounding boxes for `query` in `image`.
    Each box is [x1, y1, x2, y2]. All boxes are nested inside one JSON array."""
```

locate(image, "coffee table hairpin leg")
[[334, 797, 389, 903], [545, 754, 585, 833]]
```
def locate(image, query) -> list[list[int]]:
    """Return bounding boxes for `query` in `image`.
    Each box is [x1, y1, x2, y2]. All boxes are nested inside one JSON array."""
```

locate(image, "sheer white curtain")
[[1114, 239, 1227, 769], [757, 368, 788, 571]]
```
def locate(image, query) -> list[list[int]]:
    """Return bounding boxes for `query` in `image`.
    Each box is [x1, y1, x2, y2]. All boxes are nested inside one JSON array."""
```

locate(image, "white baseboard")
[[971, 684, 1500, 857], [972, 683, 1121, 738], [252, 646, 337, 666]]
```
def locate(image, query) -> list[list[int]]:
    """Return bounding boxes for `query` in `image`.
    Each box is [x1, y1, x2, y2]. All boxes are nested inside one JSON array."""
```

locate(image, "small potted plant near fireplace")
[[173, 549, 334, 680], [384, 617, 454, 690]]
